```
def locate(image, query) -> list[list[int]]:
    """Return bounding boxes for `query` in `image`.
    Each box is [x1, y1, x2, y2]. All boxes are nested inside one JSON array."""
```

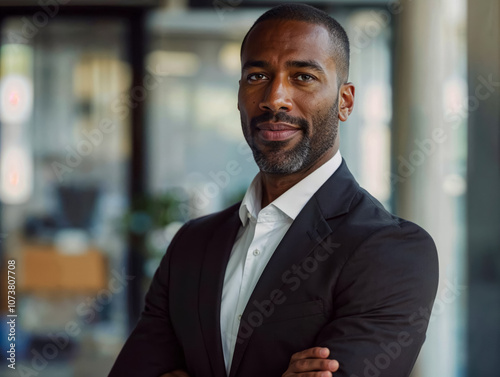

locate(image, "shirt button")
[[238, 314, 242, 321], [253, 249, 261, 256]]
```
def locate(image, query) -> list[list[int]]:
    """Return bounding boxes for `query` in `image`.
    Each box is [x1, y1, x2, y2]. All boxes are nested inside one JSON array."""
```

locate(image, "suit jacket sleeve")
[[315, 221, 439, 377], [108, 221, 191, 377]]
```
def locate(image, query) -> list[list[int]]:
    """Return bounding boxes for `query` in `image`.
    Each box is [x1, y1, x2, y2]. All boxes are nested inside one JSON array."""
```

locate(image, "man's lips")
[[256, 122, 300, 141]]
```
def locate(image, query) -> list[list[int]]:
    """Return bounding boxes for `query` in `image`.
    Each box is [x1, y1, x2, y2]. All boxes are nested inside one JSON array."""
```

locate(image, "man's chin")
[[250, 139, 310, 175], [258, 165, 296, 175], [254, 154, 305, 175]]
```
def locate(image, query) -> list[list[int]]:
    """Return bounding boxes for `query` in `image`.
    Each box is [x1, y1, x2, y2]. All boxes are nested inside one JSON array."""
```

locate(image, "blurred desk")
[[19, 243, 107, 293]]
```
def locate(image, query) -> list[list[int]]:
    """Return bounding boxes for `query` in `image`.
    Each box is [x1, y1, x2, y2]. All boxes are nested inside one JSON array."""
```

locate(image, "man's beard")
[[242, 99, 339, 175]]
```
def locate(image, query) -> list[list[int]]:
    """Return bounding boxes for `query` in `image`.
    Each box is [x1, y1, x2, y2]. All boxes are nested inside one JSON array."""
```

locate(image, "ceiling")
[[0, 0, 161, 6]]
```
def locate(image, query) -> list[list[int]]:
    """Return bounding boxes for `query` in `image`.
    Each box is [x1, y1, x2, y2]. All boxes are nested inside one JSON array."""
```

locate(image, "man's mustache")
[[250, 112, 309, 132]]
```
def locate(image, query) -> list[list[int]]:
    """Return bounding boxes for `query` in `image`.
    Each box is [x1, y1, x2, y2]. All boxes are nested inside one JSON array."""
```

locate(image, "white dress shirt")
[[220, 150, 342, 373]]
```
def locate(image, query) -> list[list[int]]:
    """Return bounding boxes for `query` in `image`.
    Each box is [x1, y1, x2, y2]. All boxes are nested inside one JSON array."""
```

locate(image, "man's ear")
[[338, 83, 355, 122]]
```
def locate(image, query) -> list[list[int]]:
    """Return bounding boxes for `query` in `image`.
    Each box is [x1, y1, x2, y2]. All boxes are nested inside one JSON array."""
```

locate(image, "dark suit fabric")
[[109, 159, 439, 377]]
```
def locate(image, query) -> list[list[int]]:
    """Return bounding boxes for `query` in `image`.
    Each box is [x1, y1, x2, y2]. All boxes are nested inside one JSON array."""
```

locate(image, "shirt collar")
[[239, 174, 262, 226], [239, 150, 342, 225]]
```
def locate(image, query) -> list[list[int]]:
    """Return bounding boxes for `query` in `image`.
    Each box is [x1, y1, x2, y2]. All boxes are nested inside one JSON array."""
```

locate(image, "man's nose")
[[259, 77, 293, 113]]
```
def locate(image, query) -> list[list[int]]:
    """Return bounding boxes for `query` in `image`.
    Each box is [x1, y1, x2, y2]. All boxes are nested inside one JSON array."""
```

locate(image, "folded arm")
[[285, 222, 439, 377]]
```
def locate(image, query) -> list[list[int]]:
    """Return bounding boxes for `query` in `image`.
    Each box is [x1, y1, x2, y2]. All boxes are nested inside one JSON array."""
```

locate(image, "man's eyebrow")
[[241, 59, 327, 75], [242, 60, 269, 71], [286, 60, 326, 75]]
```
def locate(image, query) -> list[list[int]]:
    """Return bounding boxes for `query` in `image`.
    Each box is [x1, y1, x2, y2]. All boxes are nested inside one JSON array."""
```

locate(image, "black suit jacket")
[[109, 159, 439, 377]]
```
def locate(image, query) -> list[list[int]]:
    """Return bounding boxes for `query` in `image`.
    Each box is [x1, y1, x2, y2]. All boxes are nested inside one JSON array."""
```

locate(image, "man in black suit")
[[109, 4, 438, 377]]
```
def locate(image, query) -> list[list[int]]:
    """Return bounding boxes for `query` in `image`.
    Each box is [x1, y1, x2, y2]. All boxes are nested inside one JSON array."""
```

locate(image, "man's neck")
[[260, 147, 337, 208]]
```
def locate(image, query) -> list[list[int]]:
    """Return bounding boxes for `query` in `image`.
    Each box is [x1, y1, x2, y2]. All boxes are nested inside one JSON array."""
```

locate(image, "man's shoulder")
[[341, 185, 436, 248], [189, 201, 240, 227], [344, 187, 439, 287], [317, 159, 422, 235], [176, 201, 240, 238], [166, 202, 240, 258]]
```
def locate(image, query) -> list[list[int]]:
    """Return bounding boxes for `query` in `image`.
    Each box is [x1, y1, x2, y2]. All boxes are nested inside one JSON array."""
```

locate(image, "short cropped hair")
[[240, 3, 350, 86]]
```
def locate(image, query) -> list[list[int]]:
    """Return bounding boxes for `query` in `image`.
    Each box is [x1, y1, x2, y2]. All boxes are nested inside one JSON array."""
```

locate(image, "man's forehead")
[[241, 20, 334, 68], [242, 19, 332, 56]]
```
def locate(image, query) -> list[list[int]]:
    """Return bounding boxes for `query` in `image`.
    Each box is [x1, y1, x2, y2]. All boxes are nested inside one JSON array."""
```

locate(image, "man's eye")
[[247, 73, 267, 81], [296, 74, 315, 82]]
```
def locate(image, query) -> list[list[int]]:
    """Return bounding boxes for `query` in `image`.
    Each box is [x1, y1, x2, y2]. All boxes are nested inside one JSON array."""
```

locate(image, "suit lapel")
[[199, 209, 241, 377], [228, 159, 359, 377]]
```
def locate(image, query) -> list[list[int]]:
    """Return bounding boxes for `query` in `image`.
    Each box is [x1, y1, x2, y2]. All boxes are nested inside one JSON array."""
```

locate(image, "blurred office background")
[[0, 0, 497, 376]]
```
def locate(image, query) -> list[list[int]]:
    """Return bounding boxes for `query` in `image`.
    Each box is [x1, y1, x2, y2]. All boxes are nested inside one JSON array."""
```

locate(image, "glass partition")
[[0, 16, 131, 376]]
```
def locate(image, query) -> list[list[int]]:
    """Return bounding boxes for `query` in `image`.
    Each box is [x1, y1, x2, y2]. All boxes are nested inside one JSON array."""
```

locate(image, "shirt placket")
[[231, 213, 276, 347]]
